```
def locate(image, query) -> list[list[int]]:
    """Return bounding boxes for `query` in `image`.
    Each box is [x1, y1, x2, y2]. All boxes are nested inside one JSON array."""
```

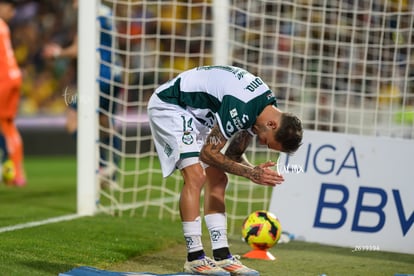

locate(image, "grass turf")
[[0, 156, 413, 275]]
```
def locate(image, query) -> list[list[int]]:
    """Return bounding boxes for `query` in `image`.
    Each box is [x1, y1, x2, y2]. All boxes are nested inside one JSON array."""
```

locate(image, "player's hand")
[[42, 43, 62, 58], [250, 161, 284, 186]]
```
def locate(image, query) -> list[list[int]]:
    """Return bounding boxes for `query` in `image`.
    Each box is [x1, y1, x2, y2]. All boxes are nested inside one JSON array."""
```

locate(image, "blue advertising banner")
[[270, 130, 414, 254]]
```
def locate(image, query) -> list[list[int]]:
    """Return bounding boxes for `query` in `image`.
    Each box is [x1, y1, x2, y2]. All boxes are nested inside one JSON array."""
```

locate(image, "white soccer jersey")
[[154, 65, 277, 139]]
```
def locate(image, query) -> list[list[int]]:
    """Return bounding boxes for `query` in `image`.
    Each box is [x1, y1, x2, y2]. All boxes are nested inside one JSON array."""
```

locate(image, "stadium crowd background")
[[9, 0, 214, 116], [8, 0, 414, 120], [10, 1, 76, 115]]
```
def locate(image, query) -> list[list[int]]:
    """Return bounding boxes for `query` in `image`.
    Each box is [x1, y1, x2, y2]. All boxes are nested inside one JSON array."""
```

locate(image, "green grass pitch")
[[0, 156, 413, 275]]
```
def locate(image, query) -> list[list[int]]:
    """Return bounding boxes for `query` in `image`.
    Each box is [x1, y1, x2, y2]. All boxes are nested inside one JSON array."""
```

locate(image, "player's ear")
[[266, 120, 278, 129]]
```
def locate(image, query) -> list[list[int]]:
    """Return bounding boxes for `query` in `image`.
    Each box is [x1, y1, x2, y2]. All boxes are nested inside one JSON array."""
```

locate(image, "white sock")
[[182, 216, 203, 253], [205, 213, 229, 250]]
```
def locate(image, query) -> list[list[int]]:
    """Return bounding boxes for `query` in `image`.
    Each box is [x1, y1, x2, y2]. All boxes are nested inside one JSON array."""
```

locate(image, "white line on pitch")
[[0, 214, 85, 234]]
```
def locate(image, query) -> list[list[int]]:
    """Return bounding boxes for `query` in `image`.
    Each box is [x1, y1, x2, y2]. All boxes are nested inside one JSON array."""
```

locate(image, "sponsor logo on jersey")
[[245, 77, 264, 92], [182, 131, 194, 145], [226, 111, 250, 135], [233, 116, 244, 130]]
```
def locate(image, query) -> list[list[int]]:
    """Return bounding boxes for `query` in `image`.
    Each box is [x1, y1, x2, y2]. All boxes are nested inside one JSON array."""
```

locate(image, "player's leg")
[[0, 118, 25, 186], [0, 84, 24, 186], [148, 98, 206, 259], [147, 96, 229, 275], [179, 161, 206, 259], [204, 167, 260, 276], [179, 161, 229, 275], [203, 166, 230, 259], [98, 83, 120, 178]]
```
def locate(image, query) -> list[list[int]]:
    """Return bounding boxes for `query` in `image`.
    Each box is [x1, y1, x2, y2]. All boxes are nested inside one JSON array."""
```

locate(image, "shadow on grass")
[[17, 260, 74, 276]]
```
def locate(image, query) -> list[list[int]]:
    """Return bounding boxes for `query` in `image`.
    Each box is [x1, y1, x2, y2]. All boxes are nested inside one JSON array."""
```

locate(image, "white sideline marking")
[[0, 214, 85, 234], [0, 197, 179, 234]]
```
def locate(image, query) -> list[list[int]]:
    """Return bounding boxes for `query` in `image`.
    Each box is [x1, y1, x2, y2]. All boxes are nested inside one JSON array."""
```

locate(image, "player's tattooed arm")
[[200, 125, 251, 179], [200, 125, 278, 186], [224, 130, 254, 168]]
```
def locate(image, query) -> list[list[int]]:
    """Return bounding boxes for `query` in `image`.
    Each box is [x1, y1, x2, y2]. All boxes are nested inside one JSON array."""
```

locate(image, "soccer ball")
[[241, 210, 282, 250], [2, 159, 16, 185]]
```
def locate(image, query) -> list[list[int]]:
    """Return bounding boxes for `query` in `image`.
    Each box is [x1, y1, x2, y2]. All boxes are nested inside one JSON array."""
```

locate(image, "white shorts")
[[148, 94, 210, 177]]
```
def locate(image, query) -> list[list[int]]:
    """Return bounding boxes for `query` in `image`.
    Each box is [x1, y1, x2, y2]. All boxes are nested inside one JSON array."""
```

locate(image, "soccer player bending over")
[[148, 65, 303, 276]]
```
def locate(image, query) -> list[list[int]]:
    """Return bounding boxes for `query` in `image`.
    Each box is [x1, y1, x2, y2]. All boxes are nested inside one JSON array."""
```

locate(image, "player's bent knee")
[[181, 164, 207, 189], [188, 168, 206, 186]]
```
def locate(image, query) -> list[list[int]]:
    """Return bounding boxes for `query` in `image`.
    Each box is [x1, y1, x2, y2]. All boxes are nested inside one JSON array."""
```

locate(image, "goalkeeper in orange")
[[0, 0, 26, 186]]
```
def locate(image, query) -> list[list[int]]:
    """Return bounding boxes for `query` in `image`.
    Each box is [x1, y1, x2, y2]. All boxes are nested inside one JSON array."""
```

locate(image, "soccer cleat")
[[13, 176, 27, 187], [184, 256, 231, 275], [215, 255, 260, 276]]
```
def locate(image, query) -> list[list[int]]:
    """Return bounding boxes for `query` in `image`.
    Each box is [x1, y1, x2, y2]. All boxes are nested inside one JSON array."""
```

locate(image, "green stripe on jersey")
[[180, 152, 200, 159]]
